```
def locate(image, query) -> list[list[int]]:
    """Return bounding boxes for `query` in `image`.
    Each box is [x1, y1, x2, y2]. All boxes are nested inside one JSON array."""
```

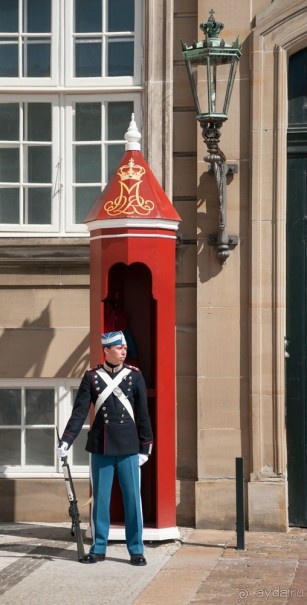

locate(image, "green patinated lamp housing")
[[182, 9, 242, 123]]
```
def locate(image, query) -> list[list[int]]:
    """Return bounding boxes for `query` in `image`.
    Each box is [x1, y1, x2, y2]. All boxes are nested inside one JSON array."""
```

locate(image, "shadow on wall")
[[197, 169, 222, 282], [197, 167, 238, 283], [0, 304, 55, 378], [0, 303, 90, 379], [55, 335, 90, 378]]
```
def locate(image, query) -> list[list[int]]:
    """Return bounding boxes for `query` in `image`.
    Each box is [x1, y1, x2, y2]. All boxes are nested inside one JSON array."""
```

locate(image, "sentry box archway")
[[84, 116, 181, 540]]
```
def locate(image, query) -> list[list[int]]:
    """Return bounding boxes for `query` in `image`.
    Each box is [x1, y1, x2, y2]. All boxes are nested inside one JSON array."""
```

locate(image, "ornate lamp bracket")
[[200, 119, 238, 264], [182, 10, 242, 265]]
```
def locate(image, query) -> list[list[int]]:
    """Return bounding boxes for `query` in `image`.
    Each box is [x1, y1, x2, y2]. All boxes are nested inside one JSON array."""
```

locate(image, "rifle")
[[57, 428, 86, 563]]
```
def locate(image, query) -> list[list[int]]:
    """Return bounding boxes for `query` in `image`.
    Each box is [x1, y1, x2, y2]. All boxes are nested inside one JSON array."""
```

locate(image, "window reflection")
[[0, 429, 21, 465], [75, 40, 101, 78], [108, 40, 134, 77], [0, 389, 21, 424], [25, 389, 54, 425], [24, 39, 50, 77], [108, 0, 134, 32], [0, 41, 18, 77], [26, 428, 54, 465], [75, 0, 102, 34], [0, 0, 51, 78], [0, 0, 18, 33]]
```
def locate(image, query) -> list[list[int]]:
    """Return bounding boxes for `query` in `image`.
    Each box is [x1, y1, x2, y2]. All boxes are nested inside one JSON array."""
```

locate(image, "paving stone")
[[1, 524, 307, 605]]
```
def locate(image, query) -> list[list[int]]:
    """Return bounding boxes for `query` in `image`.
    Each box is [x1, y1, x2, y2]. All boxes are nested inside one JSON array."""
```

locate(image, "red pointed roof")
[[85, 113, 181, 227], [84, 150, 181, 224]]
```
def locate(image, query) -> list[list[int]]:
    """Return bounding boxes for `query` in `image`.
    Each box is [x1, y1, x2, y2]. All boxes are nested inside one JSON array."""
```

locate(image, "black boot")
[[130, 554, 147, 566], [80, 553, 106, 564]]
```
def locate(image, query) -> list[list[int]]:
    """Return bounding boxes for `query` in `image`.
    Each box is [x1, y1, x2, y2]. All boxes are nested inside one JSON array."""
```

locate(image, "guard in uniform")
[[56, 331, 153, 566]]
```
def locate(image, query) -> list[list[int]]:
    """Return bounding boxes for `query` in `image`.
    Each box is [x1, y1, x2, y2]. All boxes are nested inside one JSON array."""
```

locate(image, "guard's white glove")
[[57, 441, 69, 459], [139, 453, 148, 466]]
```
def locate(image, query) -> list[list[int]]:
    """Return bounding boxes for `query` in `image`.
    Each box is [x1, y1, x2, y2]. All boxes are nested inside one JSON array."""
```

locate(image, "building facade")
[[0, 0, 307, 531]]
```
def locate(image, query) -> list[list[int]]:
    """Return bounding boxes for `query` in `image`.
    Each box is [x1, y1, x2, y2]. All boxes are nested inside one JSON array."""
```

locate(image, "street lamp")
[[182, 9, 242, 263]]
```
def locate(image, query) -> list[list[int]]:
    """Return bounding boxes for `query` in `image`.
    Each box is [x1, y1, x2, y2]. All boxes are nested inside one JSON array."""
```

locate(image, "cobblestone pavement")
[[134, 529, 307, 605], [2, 524, 307, 604], [0, 523, 188, 605]]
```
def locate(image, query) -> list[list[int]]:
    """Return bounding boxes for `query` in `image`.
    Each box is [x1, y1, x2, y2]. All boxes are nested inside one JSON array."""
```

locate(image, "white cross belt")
[[94, 367, 134, 421]]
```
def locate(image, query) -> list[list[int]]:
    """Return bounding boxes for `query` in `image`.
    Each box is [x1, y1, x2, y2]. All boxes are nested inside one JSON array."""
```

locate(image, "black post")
[[236, 457, 245, 550]]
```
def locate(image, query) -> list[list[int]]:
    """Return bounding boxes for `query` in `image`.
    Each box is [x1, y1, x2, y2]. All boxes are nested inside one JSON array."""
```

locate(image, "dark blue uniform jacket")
[[61, 363, 153, 457]]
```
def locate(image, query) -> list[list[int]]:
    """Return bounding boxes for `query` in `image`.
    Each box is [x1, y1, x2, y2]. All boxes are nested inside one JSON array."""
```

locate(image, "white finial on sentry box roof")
[[124, 113, 141, 150]]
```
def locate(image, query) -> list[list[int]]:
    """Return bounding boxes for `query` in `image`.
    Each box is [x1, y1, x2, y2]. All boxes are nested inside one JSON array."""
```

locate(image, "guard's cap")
[[101, 331, 127, 348]]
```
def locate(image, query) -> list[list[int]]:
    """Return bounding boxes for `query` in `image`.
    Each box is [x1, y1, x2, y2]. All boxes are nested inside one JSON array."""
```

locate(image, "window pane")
[[75, 40, 101, 77], [75, 145, 101, 182], [25, 389, 54, 425], [74, 186, 101, 223], [24, 39, 50, 77], [75, 0, 102, 33], [0, 41, 18, 76], [72, 429, 90, 465], [108, 145, 125, 179], [27, 103, 51, 141], [0, 429, 21, 465], [0, 104, 19, 140], [108, 40, 134, 77], [0, 188, 19, 222], [108, 102, 133, 140], [26, 0, 51, 34], [0, 389, 21, 424], [75, 103, 101, 141], [0, 0, 18, 33], [108, 0, 134, 32], [26, 187, 51, 224], [0, 148, 19, 182], [25, 428, 54, 465], [27, 146, 51, 183]]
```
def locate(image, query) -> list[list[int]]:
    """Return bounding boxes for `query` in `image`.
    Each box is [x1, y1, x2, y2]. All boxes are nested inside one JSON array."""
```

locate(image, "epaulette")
[[89, 364, 102, 372], [124, 363, 140, 372]]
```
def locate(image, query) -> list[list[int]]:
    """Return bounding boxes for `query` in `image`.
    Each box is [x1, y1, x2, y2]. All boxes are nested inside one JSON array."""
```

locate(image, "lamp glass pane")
[[185, 51, 239, 119]]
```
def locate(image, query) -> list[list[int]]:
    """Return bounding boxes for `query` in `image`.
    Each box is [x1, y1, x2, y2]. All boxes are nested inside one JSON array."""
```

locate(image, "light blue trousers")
[[90, 453, 144, 555]]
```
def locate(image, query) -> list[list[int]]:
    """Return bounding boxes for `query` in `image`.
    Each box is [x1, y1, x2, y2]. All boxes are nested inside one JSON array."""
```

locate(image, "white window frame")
[[0, 378, 89, 478], [64, 0, 142, 87], [64, 93, 141, 233], [0, 94, 61, 234], [0, 94, 141, 235], [0, 0, 143, 237], [0, 0, 60, 88]]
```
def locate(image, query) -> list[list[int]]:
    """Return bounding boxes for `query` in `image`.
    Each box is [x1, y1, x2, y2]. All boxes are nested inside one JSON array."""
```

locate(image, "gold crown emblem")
[[117, 158, 146, 182]]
